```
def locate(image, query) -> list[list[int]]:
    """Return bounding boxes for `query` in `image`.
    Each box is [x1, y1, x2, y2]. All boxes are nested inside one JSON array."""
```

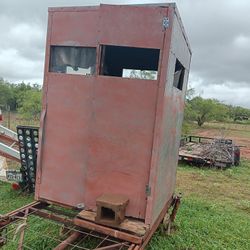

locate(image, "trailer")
[[0, 3, 191, 249], [179, 135, 241, 168], [0, 125, 20, 163], [0, 125, 40, 184]]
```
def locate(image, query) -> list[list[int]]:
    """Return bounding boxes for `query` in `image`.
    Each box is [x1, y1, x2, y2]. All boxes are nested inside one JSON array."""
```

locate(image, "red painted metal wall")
[[36, 4, 191, 225]]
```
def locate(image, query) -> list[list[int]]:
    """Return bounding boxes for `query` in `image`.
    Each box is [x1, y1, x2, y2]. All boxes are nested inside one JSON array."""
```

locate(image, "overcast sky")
[[0, 0, 250, 108]]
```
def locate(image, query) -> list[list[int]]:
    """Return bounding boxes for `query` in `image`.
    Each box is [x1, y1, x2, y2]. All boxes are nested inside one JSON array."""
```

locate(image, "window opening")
[[50, 46, 96, 75], [100, 45, 160, 80], [173, 59, 185, 90]]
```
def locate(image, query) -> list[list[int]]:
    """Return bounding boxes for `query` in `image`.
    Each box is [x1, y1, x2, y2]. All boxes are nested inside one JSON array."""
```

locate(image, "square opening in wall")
[[173, 59, 185, 90], [50, 46, 96, 75], [100, 45, 160, 80]]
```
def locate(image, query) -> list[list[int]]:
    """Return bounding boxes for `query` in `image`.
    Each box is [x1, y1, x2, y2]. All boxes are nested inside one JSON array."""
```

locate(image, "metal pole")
[[53, 232, 81, 250], [17, 209, 29, 250], [7, 106, 10, 129]]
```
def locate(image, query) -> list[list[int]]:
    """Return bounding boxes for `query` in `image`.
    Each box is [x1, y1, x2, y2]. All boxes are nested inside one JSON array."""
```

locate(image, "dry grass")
[[203, 122, 250, 132], [1, 112, 39, 131]]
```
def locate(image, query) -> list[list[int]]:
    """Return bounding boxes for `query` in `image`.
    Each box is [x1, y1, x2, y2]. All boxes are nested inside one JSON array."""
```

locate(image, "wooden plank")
[[77, 210, 149, 237], [73, 218, 142, 245]]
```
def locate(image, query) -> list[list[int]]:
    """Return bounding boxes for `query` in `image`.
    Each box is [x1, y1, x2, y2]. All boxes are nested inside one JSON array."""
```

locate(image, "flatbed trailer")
[[0, 196, 181, 249], [179, 135, 240, 168]]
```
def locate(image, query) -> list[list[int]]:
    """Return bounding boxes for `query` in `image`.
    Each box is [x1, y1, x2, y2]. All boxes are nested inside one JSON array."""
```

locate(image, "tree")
[[129, 70, 157, 80], [187, 97, 218, 126], [183, 87, 250, 128], [230, 106, 250, 121], [212, 101, 230, 122], [13, 82, 33, 110], [0, 78, 15, 110], [0, 79, 38, 111], [18, 90, 42, 120]]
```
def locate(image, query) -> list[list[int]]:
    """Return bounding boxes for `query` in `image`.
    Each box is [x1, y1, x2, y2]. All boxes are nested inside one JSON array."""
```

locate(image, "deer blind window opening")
[[100, 45, 160, 80], [173, 59, 185, 90], [49, 46, 96, 75]]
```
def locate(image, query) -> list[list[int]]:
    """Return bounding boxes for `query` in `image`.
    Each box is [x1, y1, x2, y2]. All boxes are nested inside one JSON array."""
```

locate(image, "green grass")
[[176, 161, 250, 213], [1, 161, 250, 249], [1, 215, 60, 250], [147, 160, 250, 250], [148, 198, 250, 250], [0, 181, 33, 214]]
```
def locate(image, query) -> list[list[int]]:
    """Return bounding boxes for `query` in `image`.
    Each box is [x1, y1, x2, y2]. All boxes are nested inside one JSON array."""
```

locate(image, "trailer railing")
[[180, 135, 233, 147], [0, 125, 18, 142], [0, 142, 20, 162]]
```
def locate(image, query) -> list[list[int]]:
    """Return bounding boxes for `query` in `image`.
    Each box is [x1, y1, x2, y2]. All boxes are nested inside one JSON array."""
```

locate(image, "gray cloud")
[[179, 0, 250, 86], [0, 0, 135, 83], [0, 0, 250, 107]]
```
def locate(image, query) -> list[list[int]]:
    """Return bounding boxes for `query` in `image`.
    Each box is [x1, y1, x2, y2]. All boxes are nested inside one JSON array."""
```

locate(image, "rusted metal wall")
[[36, 4, 191, 225], [146, 8, 192, 225], [36, 6, 99, 209]]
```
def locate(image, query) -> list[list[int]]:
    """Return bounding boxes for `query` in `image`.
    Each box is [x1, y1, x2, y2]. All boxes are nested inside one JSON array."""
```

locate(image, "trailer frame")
[[0, 195, 181, 249]]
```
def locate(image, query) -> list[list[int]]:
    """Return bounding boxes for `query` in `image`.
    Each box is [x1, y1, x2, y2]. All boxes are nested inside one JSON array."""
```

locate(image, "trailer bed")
[[179, 136, 240, 168]]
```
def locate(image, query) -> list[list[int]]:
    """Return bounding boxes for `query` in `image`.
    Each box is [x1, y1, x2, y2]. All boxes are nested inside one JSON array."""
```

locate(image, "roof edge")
[[48, 3, 176, 12]]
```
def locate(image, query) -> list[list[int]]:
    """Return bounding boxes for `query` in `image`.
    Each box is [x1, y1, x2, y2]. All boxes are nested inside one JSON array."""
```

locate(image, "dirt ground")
[[194, 123, 250, 160]]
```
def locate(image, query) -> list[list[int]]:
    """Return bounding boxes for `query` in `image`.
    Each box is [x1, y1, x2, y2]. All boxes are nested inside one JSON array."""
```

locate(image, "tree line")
[[184, 88, 250, 127], [0, 78, 42, 120], [1, 78, 250, 126]]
